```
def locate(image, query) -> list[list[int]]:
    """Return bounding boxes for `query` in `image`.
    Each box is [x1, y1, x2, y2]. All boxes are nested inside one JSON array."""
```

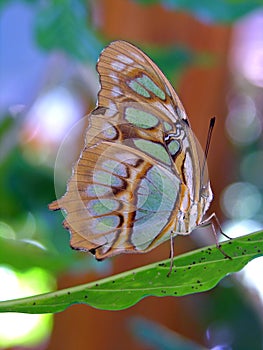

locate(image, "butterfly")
[[49, 40, 222, 268]]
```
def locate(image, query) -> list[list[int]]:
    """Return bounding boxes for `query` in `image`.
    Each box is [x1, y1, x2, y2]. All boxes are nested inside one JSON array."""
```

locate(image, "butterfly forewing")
[[49, 40, 213, 259], [97, 41, 187, 125]]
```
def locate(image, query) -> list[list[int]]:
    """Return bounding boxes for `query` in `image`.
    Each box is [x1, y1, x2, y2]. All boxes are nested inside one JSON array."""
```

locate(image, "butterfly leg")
[[167, 231, 175, 277], [200, 213, 232, 260], [208, 213, 232, 240]]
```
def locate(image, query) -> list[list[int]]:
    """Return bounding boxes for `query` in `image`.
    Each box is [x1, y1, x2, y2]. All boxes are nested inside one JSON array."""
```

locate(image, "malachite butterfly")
[[49, 40, 217, 263]]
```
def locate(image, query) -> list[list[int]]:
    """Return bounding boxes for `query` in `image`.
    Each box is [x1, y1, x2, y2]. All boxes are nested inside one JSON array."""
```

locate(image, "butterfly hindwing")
[[52, 110, 181, 258]]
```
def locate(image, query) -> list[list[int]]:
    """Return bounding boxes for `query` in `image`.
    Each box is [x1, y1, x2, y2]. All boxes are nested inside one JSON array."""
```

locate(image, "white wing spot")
[[176, 107, 187, 120], [117, 54, 134, 65], [102, 122, 118, 139], [109, 72, 119, 83], [111, 86, 122, 97], [111, 61, 125, 71], [184, 152, 194, 198], [104, 100, 118, 117], [130, 51, 145, 63], [105, 109, 117, 117]]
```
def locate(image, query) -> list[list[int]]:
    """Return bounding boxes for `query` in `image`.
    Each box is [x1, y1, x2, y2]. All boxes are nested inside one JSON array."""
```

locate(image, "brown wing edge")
[[48, 200, 60, 211], [48, 199, 105, 258]]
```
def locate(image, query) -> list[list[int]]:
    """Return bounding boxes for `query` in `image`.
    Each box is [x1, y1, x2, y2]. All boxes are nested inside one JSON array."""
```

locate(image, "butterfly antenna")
[[201, 117, 216, 186]]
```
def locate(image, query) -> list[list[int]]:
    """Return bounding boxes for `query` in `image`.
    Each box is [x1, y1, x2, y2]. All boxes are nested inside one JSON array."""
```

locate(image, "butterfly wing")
[[50, 112, 181, 258], [95, 41, 208, 202], [97, 40, 187, 125], [49, 41, 213, 259]]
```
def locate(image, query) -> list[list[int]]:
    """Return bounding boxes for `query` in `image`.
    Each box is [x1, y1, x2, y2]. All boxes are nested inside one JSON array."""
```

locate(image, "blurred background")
[[0, 0, 263, 349]]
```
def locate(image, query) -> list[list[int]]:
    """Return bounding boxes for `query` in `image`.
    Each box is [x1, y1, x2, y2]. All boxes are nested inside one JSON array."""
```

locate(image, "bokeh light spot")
[[223, 219, 263, 239], [223, 220, 263, 308], [225, 95, 262, 146], [25, 86, 84, 144], [230, 10, 263, 88], [0, 266, 55, 348], [240, 150, 263, 189], [221, 182, 262, 219]]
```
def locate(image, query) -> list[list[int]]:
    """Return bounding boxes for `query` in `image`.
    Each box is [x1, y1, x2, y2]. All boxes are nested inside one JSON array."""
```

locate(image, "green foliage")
[[0, 236, 71, 273], [0, 149, 53, 218], [0, 123, 99, 275], [1, 0, 102, 62], [134, 0, 262, 23], [35, 0, 103, 61], [0, 157, 72, 272], [0, 231, 262, 314], [147, 45, 215, 83]]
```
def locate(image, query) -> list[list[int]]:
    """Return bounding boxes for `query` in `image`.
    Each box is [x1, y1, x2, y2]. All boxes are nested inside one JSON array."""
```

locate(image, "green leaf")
[[35, 0, 102, 62], [0, 231, 262, 314]]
